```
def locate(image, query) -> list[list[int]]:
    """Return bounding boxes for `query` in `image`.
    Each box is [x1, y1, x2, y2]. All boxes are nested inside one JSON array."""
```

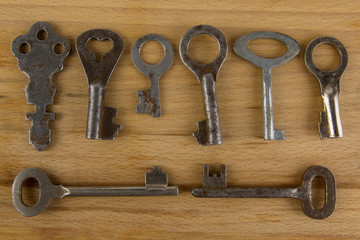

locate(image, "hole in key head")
[[53, 43, 65, 55], [248, 39, 288, 59], [36, 29, 48, 41], [311, 176, 326, 210], [312, 43, 341, 71], [19, 42, 30, 54], [87, 38, 114, 62], [188, 34, 219, 64], [140, 40, 165, 65], [21, 177, 40, 207]]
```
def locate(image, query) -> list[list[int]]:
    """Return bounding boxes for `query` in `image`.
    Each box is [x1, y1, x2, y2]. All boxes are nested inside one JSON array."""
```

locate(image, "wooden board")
[[0, 0, 359, 239]]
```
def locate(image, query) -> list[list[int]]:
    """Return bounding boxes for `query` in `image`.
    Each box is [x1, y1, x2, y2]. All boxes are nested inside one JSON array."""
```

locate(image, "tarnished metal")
[[192, 165, 336, 219], [11, 22, 71, 150], [234, 31, 300, 140], [12, 166, 178, 217], [305, 36, 347, 139], [76, 29, 124, 140], [132, 34, 174, 117], [179, 25, 227, 146]]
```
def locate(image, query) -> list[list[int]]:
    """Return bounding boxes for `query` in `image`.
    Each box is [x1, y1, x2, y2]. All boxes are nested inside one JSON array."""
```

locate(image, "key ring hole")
[[248, 38, 288, 59], [311, 43, 341, 72], [53, 42, 65, 55], [311, 176, 326, 210], [36, 29, 48, 41], [140, 40, 165, 65], [21, 177, 40, 207], [188, 34, 219, 64], [19, 42, 30, 54]]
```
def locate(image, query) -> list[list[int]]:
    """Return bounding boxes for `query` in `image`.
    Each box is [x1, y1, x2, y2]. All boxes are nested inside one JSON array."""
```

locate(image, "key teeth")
[[137, 89, 160, 117], [26, 111, 55, 151], [99, 107, 121, 140], [145, 166, 168, 188], [273, 129, 286, 140], [203, 165, 227, 189]]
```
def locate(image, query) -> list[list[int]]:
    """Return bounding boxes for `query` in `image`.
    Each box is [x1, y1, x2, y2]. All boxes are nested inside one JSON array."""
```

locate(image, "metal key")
[[179, 25, 227, 146], [305, 36, 348, 139], [76, 29, 123, 140], [132, 34, 174, 117], [234, 31, 300, 140], [12, 166, 178, 217], [192, 165, 336, 219], [11, 22, 71, 150]]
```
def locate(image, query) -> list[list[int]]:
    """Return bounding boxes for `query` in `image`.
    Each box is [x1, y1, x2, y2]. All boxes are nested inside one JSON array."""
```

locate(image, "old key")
[[305, 36, 348, 139], [234, 31, 300, 140], [12, 167, 178, 217], [11, 22, 71, 150], [132, 34, 174, 117], [192, 165, 336, 219]]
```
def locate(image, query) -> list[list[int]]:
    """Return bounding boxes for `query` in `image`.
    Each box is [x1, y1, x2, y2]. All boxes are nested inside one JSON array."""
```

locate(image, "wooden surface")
[[1, 0, 360, 239]]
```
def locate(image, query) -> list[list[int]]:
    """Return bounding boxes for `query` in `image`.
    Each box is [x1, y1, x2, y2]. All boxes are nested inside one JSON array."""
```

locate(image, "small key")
[[234, 31, 300, 140], [179, 25, 227, 146], [192, 165, 336, 219], [11, 22, 71, 150], [76, 29, 123, 140], [132, 34, 174, 117], [305, 36, 348, 139], [12, 166, 178, 217]]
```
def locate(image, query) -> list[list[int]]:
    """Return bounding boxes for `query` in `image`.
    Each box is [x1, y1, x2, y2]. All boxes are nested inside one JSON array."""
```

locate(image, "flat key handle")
[[233, 31, 300, 70], [300, 166, 336, 219], [132, 34, 174, 117]]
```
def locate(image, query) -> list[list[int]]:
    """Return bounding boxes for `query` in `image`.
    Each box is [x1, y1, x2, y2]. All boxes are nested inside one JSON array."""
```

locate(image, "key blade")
[[145, 166, 168, 188], [137, 89, 161, 117]]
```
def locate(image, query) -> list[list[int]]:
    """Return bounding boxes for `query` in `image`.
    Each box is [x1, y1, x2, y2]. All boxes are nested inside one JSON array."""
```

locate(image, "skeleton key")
[[192, 165, 336, 219], [11, 22, 71, 150], [132, 34, 174, 117], [179, 25, 227, 146], [234, 31, 300, 140], [76, 29, 124, 140], [12, 166, 178, 217], [305, 36, 348, 139]]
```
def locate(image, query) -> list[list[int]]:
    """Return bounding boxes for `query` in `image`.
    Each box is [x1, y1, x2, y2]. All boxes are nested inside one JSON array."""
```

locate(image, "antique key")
[[12, 166, 178, 217], [132, 34, 174, 117], [11, 22, 71, 150], [192, 165, 336, 219], [76, 29, 124, 140], [179, 25, 227, 146], [234, 31, 300, 140], [305, 36, 348, 139]]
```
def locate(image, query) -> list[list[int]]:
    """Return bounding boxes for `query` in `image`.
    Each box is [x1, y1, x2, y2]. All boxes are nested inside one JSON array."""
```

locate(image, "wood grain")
[[0, 0, 359, 239]]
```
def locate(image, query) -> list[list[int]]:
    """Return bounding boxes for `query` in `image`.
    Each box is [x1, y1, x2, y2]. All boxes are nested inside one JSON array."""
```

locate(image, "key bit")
[[179, 25, 227, 146], [305, 36, 348, 139], [193, 165, 336, 219], [234, 31, 300, 140], [11, 22, 71, 150], [12, 166, 178, 217], [132, 34, 174, 117], [76, 29, 124, 140]]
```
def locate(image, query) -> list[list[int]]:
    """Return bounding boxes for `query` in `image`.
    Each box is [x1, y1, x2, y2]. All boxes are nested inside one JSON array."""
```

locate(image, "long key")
[[192, 165, 336, 219], [11, 22, 71, 150], [12, 166, 178, 217], [179, 25, 227, 146], [76, 29, 123, 140], [305, 36, 348, 139], [234, 31, 300, 140], [132, 34, 174, 117]]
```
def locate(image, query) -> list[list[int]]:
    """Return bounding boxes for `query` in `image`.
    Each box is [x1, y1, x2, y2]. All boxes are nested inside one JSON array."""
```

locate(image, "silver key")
[[305, 36, 348, 139], [192, 165, 336, 219], [11, 22, 71, 150], [12, 166, 178, 217], [234, 31, 300, 140], [132, 34, 174, 117], [76, 29, 123, 140], [179, 25, 227, 146]]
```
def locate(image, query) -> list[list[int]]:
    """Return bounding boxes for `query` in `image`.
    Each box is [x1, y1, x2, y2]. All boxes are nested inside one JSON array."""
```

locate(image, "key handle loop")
[[132, 34, 174, 79], [179, 25, 228, 82], [12, 168, 61, 217], [304, 36, 348, 93], [76, 29, 124, 87], [233, 31, 300, 70], [300, 166, 336, 219]]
